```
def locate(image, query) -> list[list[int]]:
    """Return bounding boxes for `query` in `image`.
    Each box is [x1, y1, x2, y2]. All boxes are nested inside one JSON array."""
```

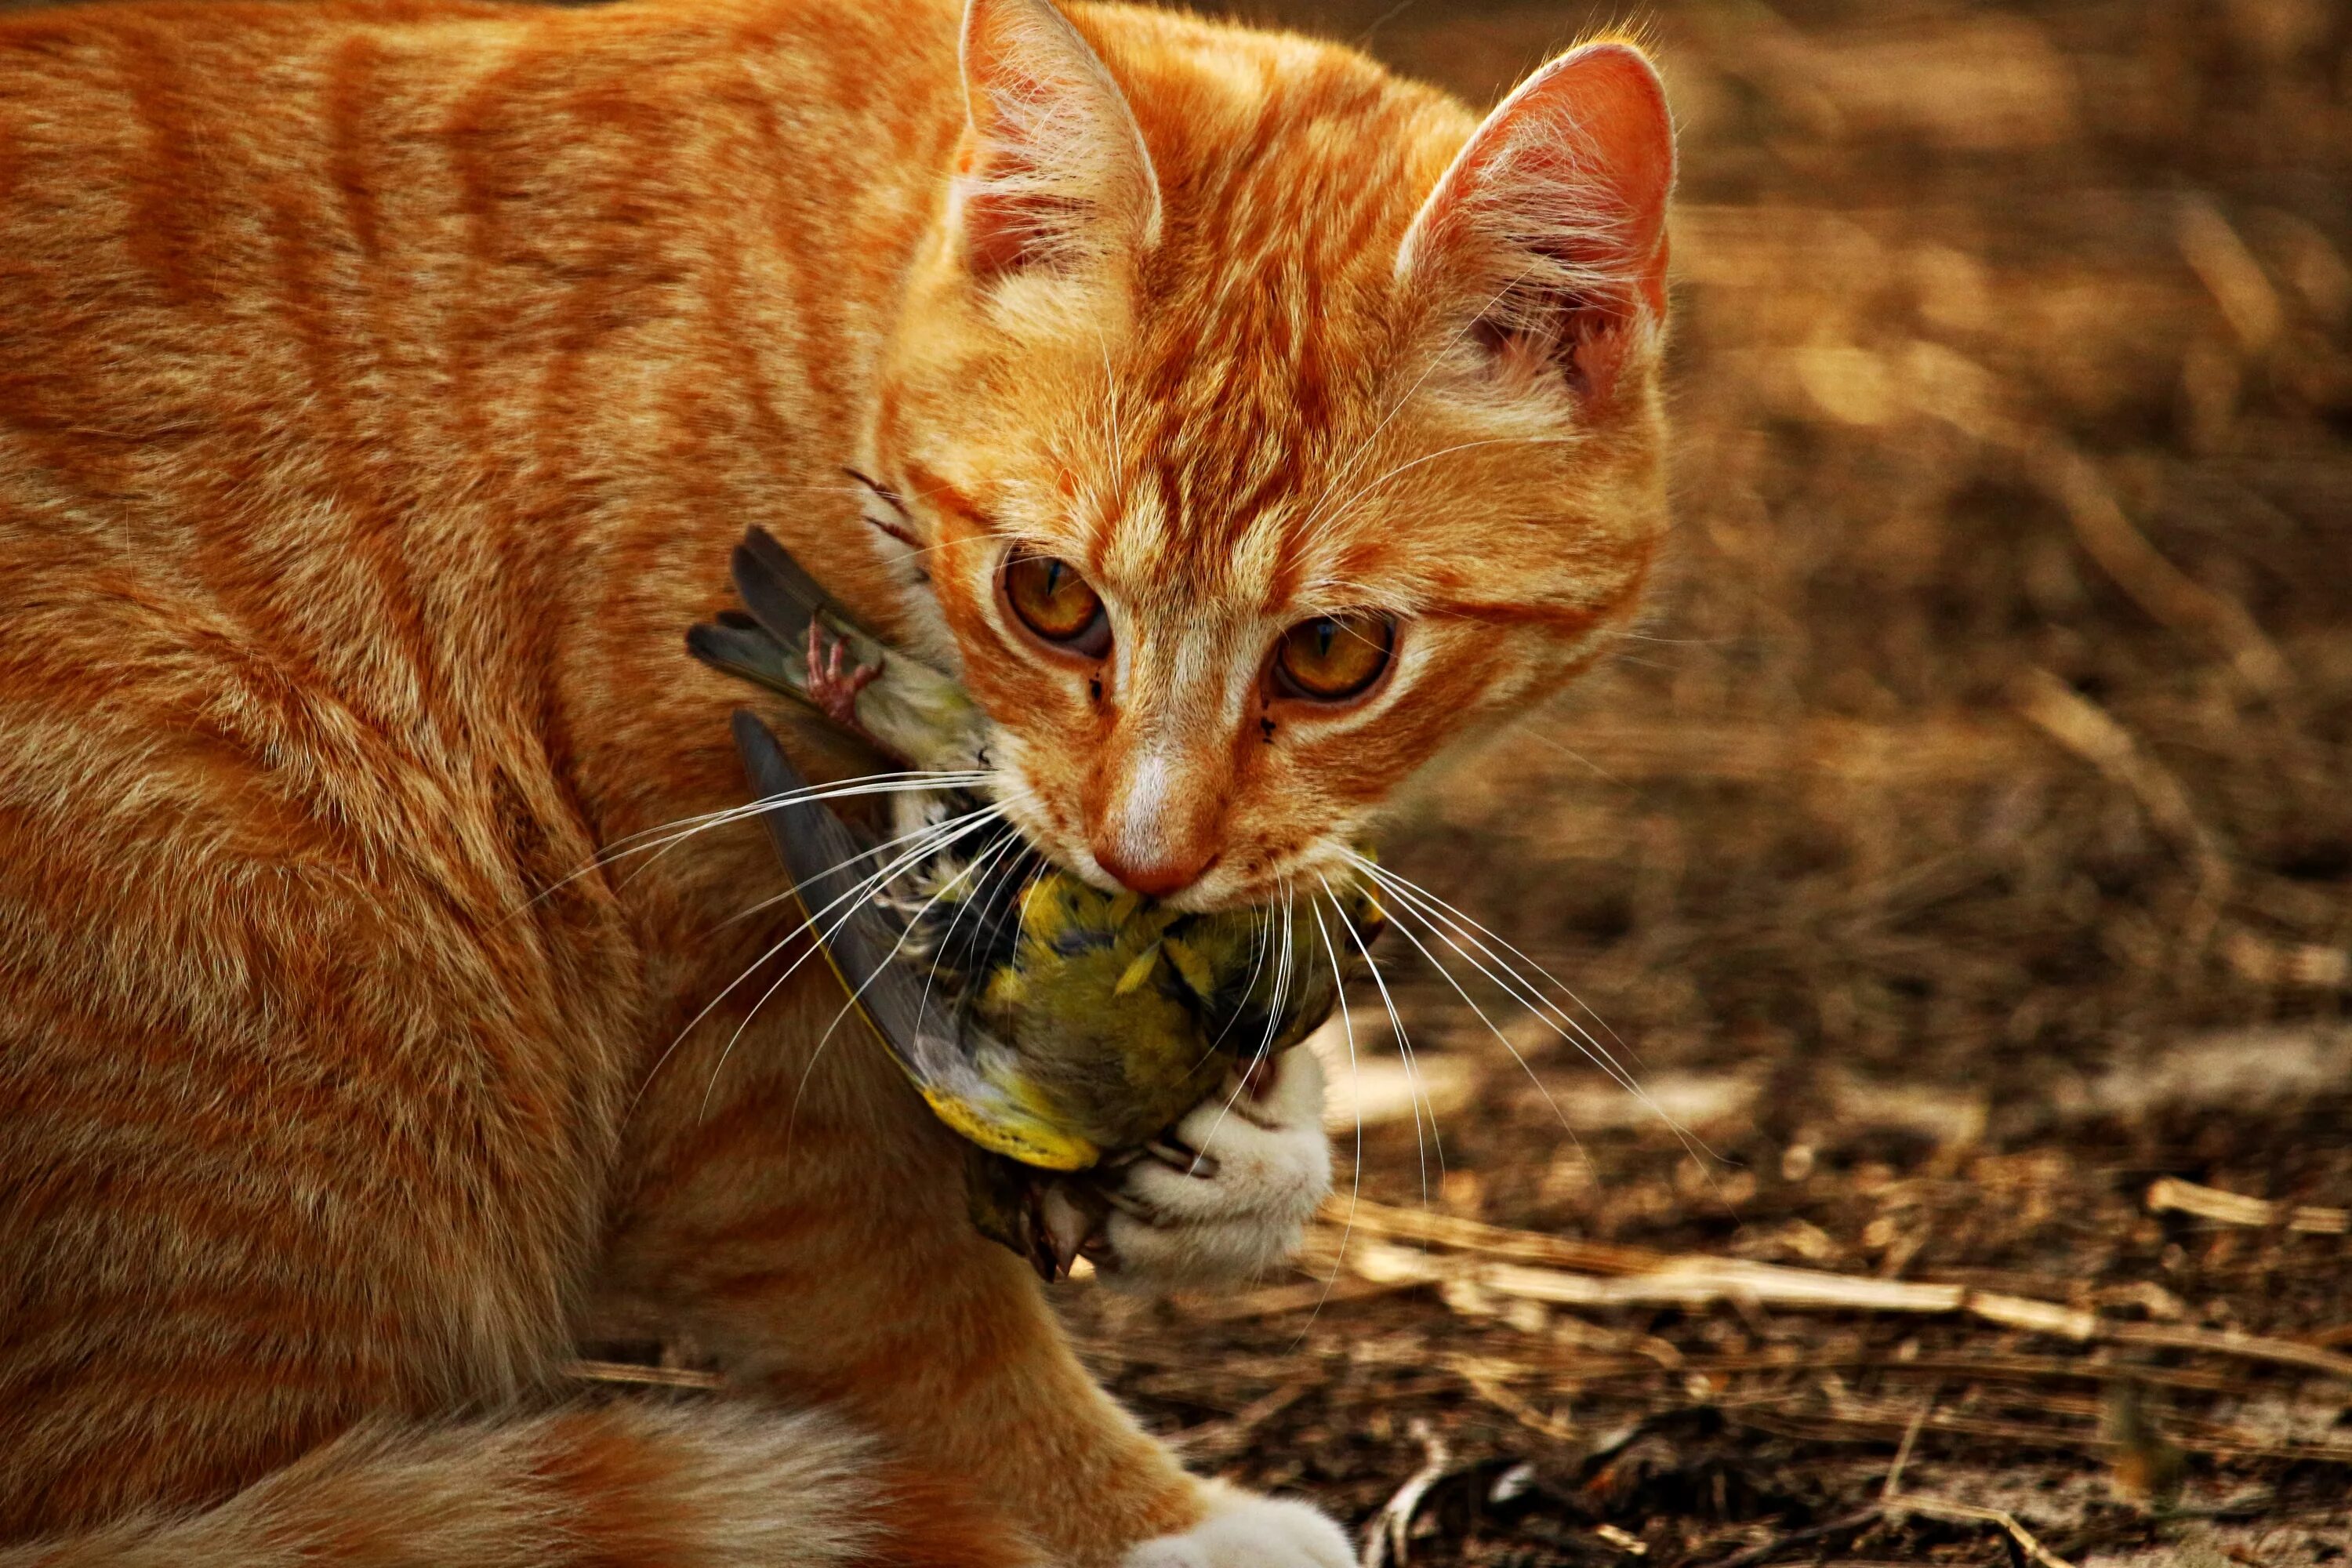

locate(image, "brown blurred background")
[[1060, 3, 2352, 1563]]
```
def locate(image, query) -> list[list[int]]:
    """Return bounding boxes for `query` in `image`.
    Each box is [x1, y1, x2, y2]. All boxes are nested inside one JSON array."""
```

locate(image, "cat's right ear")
[[1397, 42, 1675, 408], [949, 0, 1162, 283]]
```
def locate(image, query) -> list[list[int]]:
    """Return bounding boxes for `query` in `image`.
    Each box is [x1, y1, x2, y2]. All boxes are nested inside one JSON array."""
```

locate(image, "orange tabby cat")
[[0, 0, 1674, 1561]]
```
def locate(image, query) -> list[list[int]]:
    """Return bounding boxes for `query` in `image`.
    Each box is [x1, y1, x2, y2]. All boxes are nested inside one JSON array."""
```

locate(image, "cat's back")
[[0, 0, 887, 1531]]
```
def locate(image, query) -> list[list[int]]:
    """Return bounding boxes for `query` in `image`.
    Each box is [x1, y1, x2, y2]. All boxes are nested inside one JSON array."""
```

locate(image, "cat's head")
[[872, 0, 1674, 911]]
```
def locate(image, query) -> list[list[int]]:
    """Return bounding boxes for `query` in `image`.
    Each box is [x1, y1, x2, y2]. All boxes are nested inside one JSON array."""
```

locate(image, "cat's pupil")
[[1315, 621, 1336, 658]]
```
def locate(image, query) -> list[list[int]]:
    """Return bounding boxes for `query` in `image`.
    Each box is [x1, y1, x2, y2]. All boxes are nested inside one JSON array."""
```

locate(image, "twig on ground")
[[2034, 444, 2291, 699], [2147, 1174, 2351, 1235], [1696, 1507, 1885, 1568], [1335, 1208, 2352, 1382], [1327, 1195, 1671, 1276], [1878, 1400, 2079, 1568], [1171, 1385, 1308, 1463], [1178, 1272, 1422, 1320], [2012, 665, 2232, 900], [1361, 1417, 1453, 1568], [1445, 1353, 1581, 1443]]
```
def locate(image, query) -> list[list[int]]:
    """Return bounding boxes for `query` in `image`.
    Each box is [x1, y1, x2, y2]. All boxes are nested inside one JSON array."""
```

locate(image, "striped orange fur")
[[0, 0, 1673, 1562]]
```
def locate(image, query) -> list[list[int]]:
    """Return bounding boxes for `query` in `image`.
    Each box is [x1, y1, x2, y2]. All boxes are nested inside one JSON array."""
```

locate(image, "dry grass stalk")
[[1177, 1272, 1423, 1321], [1330, 1203, 2352, 1381], [1359, 1417, 1452, 1568], [1879, 1406, 2078, 1568], [2146, 1175, 2351, 1235], [2034, 444, 2292, 697], [1443, 1352, 1580, 1443], [1327, 1196, 1672, 1276], [2011, 665, 2233, 897]]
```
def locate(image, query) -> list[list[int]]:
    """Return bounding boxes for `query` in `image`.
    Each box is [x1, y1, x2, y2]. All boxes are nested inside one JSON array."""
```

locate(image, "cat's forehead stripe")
[[1102, 65, 1437, 567]]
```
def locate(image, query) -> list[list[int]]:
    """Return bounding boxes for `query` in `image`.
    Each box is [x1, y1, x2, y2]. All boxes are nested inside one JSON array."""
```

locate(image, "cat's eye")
[[1272, 612, 1394, 702], [1003, 552, 1111, 658]]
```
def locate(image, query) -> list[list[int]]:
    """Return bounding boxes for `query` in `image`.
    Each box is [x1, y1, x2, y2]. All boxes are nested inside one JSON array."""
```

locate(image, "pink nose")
[[1091, 841, 1215, 900]]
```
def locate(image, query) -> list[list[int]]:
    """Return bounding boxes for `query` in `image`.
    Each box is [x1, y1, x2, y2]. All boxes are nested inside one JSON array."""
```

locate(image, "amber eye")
[[1272, 612, 1394, 702], [1004, 552, 1111, 657]]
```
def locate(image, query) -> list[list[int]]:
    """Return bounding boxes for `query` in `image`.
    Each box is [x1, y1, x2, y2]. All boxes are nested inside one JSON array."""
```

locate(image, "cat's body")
[[0, 0, 1673, 1561]]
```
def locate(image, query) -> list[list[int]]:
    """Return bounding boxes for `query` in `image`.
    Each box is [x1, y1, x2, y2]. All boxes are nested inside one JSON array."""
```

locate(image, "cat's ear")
[[949, 0, 1162, 282], [1398, 42, 1675, 406]]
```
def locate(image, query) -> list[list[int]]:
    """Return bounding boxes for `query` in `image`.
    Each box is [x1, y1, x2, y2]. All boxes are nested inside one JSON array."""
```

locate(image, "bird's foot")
[[1084, 1044, 1330, 1288], [803, 622, 882, 734]]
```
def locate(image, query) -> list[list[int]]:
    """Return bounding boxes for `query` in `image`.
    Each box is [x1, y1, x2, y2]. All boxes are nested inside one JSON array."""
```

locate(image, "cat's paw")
[[1123, 1486, 1353, 1568], [1087, 1045, 1330, 1289]]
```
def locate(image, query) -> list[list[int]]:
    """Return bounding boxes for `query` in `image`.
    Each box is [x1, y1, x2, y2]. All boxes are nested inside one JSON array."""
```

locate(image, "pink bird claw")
[[803, 622, 883, 731]]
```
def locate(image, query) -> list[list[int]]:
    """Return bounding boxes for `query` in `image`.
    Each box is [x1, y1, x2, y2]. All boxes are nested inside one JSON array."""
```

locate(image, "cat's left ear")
[[949, 0, 1162, 283], [1399, 42, 1675, 406]]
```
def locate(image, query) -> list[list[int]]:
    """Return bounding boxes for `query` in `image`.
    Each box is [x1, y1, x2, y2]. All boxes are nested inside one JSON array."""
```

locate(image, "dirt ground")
[[1054, 2, 2352, 1563]]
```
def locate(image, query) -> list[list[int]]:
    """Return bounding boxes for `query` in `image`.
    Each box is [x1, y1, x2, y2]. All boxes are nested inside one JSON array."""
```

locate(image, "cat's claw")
[[803, 622, 882, 733], [1123, 1484, 1353, 1568], [1083, 1044, 1330, 1288]]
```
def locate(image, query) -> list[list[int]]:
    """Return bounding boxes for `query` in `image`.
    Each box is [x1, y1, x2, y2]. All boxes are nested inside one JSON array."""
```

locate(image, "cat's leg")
[[1, 1404, 1029, 1568], [1084, 1047, 1354, 1568], [604, 972, 1348, 1568], [0, 694, 1026, 1563]]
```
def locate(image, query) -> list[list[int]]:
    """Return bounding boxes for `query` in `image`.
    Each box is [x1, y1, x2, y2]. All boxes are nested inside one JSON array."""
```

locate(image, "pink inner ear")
[[1407, 42, 1677, 388], [950, 0, 1159, 281], [1504, 44, 1673, 312], [955, 137, 1083, 280]]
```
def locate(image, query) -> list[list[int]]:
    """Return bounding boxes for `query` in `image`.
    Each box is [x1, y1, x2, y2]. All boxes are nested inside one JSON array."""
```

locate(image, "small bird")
[[695, 528, 1382, 1277]]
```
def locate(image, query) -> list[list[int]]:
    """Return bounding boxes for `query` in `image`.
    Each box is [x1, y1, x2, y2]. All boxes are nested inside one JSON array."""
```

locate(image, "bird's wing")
[[685, 611, 813, 705], [731, 526, 874, 654], [731, 710, 1098, 1172]]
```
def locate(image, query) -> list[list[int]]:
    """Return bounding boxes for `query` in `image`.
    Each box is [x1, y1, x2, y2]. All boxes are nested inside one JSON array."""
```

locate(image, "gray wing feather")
[[730, 710, 985, 1098]]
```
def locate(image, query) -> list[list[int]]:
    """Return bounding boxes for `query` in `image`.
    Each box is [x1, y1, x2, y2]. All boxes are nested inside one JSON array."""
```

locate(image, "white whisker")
[[767, 778, 1044, 1155], [1348, 852, 1719, 1171], [910, 822, 1031, 1033], [1344, 848, 1630, 1059], [1319, 870, 1435, 1209], [1293, 893, 1366, 1350], [1363, 885, 1581, 1152], [779, 811, 1035, 1132], [633, 801, 1004, 1114], [606, 773, 995, 900], [521, 771, 991, 914], [1180, 877, 1297, 1176], [691, 803, 1011, 1123]]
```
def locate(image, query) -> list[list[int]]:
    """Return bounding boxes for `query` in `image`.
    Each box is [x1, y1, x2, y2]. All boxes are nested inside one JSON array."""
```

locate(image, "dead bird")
[[693, 528, 1382, 1275]]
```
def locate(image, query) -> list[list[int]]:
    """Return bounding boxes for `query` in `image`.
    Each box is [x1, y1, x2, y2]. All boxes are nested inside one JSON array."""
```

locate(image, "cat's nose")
[[1090, 735, 1226, 898], [1091, 840, 1217, 899]]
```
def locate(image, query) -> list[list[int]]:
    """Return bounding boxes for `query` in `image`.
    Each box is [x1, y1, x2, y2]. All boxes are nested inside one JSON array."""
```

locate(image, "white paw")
[[1125, 1486, 1353, 1568], [1089, 1046, 1331, 1289]]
